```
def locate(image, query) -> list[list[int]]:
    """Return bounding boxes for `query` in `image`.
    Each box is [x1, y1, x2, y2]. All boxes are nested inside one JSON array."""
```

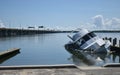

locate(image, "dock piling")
[[113, 38, 117, 46], [108, 37, 112, 42]]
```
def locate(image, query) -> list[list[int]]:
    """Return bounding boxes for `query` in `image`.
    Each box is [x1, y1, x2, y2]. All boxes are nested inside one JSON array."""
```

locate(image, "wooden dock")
[[0, 48, 20, 58]]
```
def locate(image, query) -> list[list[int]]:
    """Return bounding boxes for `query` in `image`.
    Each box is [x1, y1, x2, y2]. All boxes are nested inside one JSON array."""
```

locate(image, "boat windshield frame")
[[76, 32, 96, 46]]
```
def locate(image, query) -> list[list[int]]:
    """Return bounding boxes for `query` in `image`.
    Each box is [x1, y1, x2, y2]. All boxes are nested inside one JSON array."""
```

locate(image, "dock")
[[0, 48, 20, 59], [0, 64, 120, 75]]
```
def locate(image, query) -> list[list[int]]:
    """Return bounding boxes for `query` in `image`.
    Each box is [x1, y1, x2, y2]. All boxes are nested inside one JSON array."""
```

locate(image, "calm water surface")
[[0, 32, 120, 66], [0, 33, 71, 66]]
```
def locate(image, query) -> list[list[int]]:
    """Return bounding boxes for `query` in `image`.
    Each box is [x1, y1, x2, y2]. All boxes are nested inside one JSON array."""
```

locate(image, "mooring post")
[[103, 38, 105, 40], [108, 37, 112, 42], [119, 40, 120, 47], [113, 38, 117, 46], [105, 37, 108, 40]]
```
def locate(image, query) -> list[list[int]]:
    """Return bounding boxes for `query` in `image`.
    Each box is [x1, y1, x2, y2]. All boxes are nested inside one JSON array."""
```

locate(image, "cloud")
[[92, 15, 120, 30], [0, 20, 5, 28], [78, 23, 96, 30], [92, 15, 105, 29], [105, 18, 120, 28], [54, 26, 77, 31]]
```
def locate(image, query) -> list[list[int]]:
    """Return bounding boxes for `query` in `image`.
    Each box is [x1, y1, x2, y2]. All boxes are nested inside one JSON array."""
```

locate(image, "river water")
[[0, 32, 120, 66]]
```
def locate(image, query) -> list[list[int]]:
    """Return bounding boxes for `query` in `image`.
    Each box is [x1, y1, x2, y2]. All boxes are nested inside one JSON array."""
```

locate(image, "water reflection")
[[65, 44, 120, 66], [111, 53, 120, 63]]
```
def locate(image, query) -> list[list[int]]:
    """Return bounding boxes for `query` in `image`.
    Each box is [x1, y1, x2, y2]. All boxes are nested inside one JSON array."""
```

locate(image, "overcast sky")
[[0, 0, 120, 30]]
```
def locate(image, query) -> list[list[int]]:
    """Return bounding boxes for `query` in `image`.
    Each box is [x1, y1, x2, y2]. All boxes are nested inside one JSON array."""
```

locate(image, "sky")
[[0, 0, 120, 30]]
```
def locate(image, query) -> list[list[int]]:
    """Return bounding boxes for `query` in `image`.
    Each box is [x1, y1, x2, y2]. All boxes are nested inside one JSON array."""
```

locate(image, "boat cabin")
[[68, 29, 109, 52]]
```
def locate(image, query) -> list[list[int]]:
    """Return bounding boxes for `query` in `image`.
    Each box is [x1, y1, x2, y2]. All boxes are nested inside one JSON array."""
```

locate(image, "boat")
[[65, 44, 109, 66], [66, 28, 111, 53]]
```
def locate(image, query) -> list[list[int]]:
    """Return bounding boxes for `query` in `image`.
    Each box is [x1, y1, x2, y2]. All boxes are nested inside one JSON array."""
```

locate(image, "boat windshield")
[[77, 38, 85, 46], [76, 32, 96, 46], [82, 35, 90, 41], [81, 32, 96, 42], [89, 32, 96, 38]]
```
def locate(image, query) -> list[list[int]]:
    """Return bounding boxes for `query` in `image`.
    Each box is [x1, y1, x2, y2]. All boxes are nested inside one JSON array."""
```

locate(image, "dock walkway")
[[0, 64, 120, 75], [0, 48, 20, 58]]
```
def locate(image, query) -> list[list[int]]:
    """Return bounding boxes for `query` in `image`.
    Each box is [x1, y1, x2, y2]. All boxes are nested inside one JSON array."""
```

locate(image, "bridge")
[[0, 28, 73, 37]]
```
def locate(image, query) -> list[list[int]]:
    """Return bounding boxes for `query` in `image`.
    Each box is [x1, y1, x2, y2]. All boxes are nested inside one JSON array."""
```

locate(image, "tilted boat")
[[66, 28, 111, 53]]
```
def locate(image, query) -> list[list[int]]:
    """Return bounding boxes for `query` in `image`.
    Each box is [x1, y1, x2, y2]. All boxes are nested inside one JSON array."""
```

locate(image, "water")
[[0, 33, 72, 66], [0, 32, 120, 66]]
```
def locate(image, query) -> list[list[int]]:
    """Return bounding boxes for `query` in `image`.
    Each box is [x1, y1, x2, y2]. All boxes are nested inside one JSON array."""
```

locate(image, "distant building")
[[28, 26, 35, 29], [38, 26, 44, 28]]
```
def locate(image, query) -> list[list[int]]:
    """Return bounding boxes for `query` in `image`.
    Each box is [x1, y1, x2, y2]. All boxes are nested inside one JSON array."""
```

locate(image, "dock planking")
[[0, 48, 20, 58]]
